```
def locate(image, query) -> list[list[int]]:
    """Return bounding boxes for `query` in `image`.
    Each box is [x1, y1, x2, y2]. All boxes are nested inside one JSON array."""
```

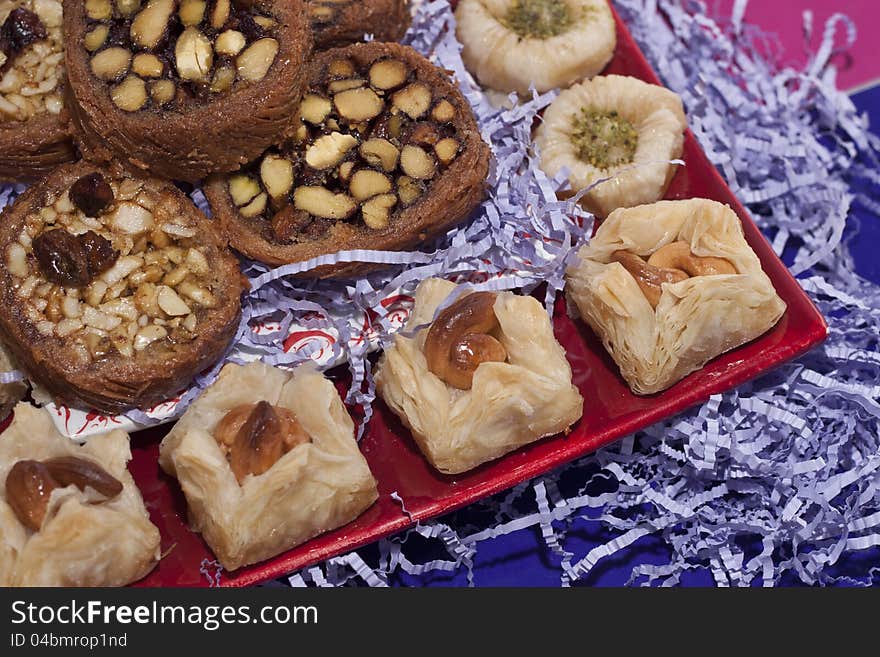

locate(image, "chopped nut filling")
[[0, 0, 64, 122], [5, 170, 222, 363], [226, 54, 465, 241], [82, 0, 281, 113], [213, 400, 311, 484], [502, 0, 577, 40], [570, 108, 639, 170]]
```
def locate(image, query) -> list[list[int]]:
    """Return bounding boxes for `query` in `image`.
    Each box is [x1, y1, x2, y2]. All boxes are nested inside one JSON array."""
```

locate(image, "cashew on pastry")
[[565, 198, 787, 395], [423, 291, 508, 390]]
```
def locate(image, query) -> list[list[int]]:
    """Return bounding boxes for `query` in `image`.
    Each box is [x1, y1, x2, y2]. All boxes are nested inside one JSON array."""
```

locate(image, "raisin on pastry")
[[308, 0, 411, 50], [62, 0, 312, 182], [0, 0, 76, 182], [204, 41, 491, 278], [0, 161, 246, 413]]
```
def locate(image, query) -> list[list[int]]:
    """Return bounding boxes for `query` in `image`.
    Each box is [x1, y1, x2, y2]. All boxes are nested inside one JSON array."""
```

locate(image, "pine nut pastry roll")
[[308, 0, 411, 50]]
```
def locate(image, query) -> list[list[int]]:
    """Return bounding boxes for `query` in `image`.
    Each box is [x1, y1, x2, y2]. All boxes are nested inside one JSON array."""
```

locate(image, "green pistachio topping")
[[570, 109, 639, 170], [503, 0, 573, 39]]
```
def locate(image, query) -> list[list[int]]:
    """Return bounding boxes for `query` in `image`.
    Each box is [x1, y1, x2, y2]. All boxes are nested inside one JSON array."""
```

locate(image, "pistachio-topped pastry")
[[62, 0, 312, 182], [455, 0, 616, 94], [0, 0, 76, 182], [0, 161, 245, 413], [205, 41, 491, 278], [535, 75, 687, 217]]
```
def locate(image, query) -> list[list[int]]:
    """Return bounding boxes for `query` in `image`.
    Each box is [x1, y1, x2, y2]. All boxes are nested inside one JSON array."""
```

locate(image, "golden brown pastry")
[[309, 0, 411, 49], [0, 403, 160, 586], [0, 161, 245, 413], [62, 0, 312, 182], [0, 0, 76, 182], [159, 361, 378, 571], [205, 41, 491, 278], [534, 74, 687, 218], [375, 278, 584, 474], [566, 198, 787, 394]]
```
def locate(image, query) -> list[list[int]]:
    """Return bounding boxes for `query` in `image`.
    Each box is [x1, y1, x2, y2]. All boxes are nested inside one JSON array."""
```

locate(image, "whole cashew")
[[647, 241, 737, 276], [423, 292, 508, 390], [611, 251, 688, 309]]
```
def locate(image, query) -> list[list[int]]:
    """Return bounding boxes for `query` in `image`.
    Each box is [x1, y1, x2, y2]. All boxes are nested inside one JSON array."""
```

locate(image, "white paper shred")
[[282, 0, 880, 588]]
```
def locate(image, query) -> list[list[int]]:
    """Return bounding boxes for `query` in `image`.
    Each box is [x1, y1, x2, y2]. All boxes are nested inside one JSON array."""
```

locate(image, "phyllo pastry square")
[[159, 361, 378, 571], [376, 278, 584, 475], [0, 403, 160, 586], [566, 198, 787, 394]]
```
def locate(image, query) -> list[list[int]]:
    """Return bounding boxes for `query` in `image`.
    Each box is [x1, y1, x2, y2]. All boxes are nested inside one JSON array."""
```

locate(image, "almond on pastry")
[[159, 361, 378, 571], [0, 403, 160, 586]]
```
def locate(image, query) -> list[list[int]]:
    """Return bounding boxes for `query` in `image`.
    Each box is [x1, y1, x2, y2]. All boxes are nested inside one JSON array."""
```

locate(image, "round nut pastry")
[[62, 0, 312, 183], [455, 0, 616, 95], [0, 0, 76, 182], [0, 161, 246, 413], [534, 74, 687, 217], [309, 0, 411, 50], [204, 41, 491, 279]]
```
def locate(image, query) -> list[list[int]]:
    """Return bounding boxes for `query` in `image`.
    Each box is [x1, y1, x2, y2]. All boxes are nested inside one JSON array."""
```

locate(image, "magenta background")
[[715, 0, 879, 90]]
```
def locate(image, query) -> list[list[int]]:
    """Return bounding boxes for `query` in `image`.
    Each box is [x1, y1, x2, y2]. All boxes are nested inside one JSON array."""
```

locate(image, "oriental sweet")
[[0, 403, 160, 586], [565, 198, 787, 394], [205, 41, 491, 278], [159, 361, 378, 571], [455, 0, 616, 95], [0, 161, 245, 413], [375, 278, 584, 474], [535, 74, 687, 217], [62, 0, 312, 182], [0, 0, 76, 182], [308, 0, 411, 50]]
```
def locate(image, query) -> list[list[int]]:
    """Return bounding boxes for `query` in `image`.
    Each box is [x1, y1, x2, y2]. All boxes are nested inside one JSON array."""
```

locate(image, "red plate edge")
[[128, 5, 828, 587]]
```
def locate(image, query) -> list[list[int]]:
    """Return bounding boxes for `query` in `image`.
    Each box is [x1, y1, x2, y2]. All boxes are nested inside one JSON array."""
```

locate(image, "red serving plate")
[[128, 6, 827, 586]]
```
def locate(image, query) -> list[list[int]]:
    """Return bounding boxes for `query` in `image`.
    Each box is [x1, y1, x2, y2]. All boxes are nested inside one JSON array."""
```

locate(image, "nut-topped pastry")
[[62, 0, 312, 182], [376, 278, 584, 474], [455, 0, 616, 95], [308, 0, 411, 50], [565, 198, 787, 394], [159, 361, 378, 571], [205, 41, 491, 278], [0, 0, 76, 182], [535, 75, 687, 217], [0, 403, 160, 586], [0, 161, 245, 413]]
